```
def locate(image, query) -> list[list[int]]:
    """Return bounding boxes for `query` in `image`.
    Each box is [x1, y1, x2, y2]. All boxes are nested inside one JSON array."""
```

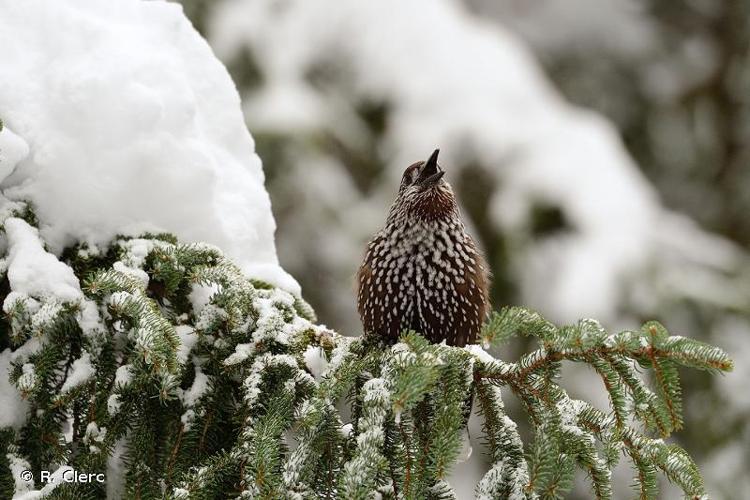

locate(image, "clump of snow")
[[175, 325, 199, 365], [77, 299, 104, 338], [556, 396, 587, 436], [188, 284, 220, 316], [195, 304, 229, 332], [114, 364, 134, 387], [223, 288, 324, 367], [0, 0, 297, 294], [107, 394, 121, 416], [173, 488, 190, 499], [323, 337, 356, 377], [302, 345, 328, 381], [7, 453, 34, 498], [2, 292, 36, 315], [112, 261, 149, 289], [179, 363, 211, 430], [340, 422, 354, 438], [0, 350, 29, 429], [84, 421, 107, 453], [3, 218, 82, 302], [465, 344, 496, 365], [224, 343, 256, 366], [181, 365, 210, 409], [117, 239, 163, 270], [59, 352, 95, 394]]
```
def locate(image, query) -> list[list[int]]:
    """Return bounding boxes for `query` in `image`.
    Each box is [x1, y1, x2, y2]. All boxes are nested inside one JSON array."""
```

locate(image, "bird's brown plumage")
[[357, 149, 490, 347]]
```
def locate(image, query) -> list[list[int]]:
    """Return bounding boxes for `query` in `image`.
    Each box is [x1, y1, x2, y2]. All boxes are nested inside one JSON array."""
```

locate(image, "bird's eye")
[[399, 162, 425, 192], [402, 163, 420, 186]]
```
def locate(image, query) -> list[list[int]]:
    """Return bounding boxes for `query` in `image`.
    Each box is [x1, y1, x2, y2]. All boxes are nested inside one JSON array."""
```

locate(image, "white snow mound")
[[0, 0, 298, 294], [4, 218, 83, 302]]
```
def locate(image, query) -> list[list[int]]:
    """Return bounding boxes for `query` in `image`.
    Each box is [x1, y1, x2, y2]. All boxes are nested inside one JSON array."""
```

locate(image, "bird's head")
[[392, 149, 458, 222], [399, 148, 446, 194]]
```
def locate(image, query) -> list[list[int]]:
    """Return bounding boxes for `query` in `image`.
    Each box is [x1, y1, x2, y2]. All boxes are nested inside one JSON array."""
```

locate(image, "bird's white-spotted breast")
[[357, 149, 489, 347]]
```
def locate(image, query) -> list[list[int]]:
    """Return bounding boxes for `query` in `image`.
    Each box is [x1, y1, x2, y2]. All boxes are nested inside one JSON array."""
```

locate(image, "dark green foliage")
[[474, 307, 732, 499], [0, 217, 732, 499]]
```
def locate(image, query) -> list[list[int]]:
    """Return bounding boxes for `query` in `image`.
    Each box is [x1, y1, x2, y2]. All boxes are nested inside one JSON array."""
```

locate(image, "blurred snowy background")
[[175, 0, 749, 497]]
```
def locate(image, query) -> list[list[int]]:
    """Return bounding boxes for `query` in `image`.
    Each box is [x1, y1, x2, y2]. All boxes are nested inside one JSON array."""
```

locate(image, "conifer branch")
[[0, 221, 732, 499]]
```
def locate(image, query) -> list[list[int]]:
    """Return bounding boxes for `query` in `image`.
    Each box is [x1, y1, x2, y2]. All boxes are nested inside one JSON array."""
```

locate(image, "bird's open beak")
[[417, 148, 445, 186]]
